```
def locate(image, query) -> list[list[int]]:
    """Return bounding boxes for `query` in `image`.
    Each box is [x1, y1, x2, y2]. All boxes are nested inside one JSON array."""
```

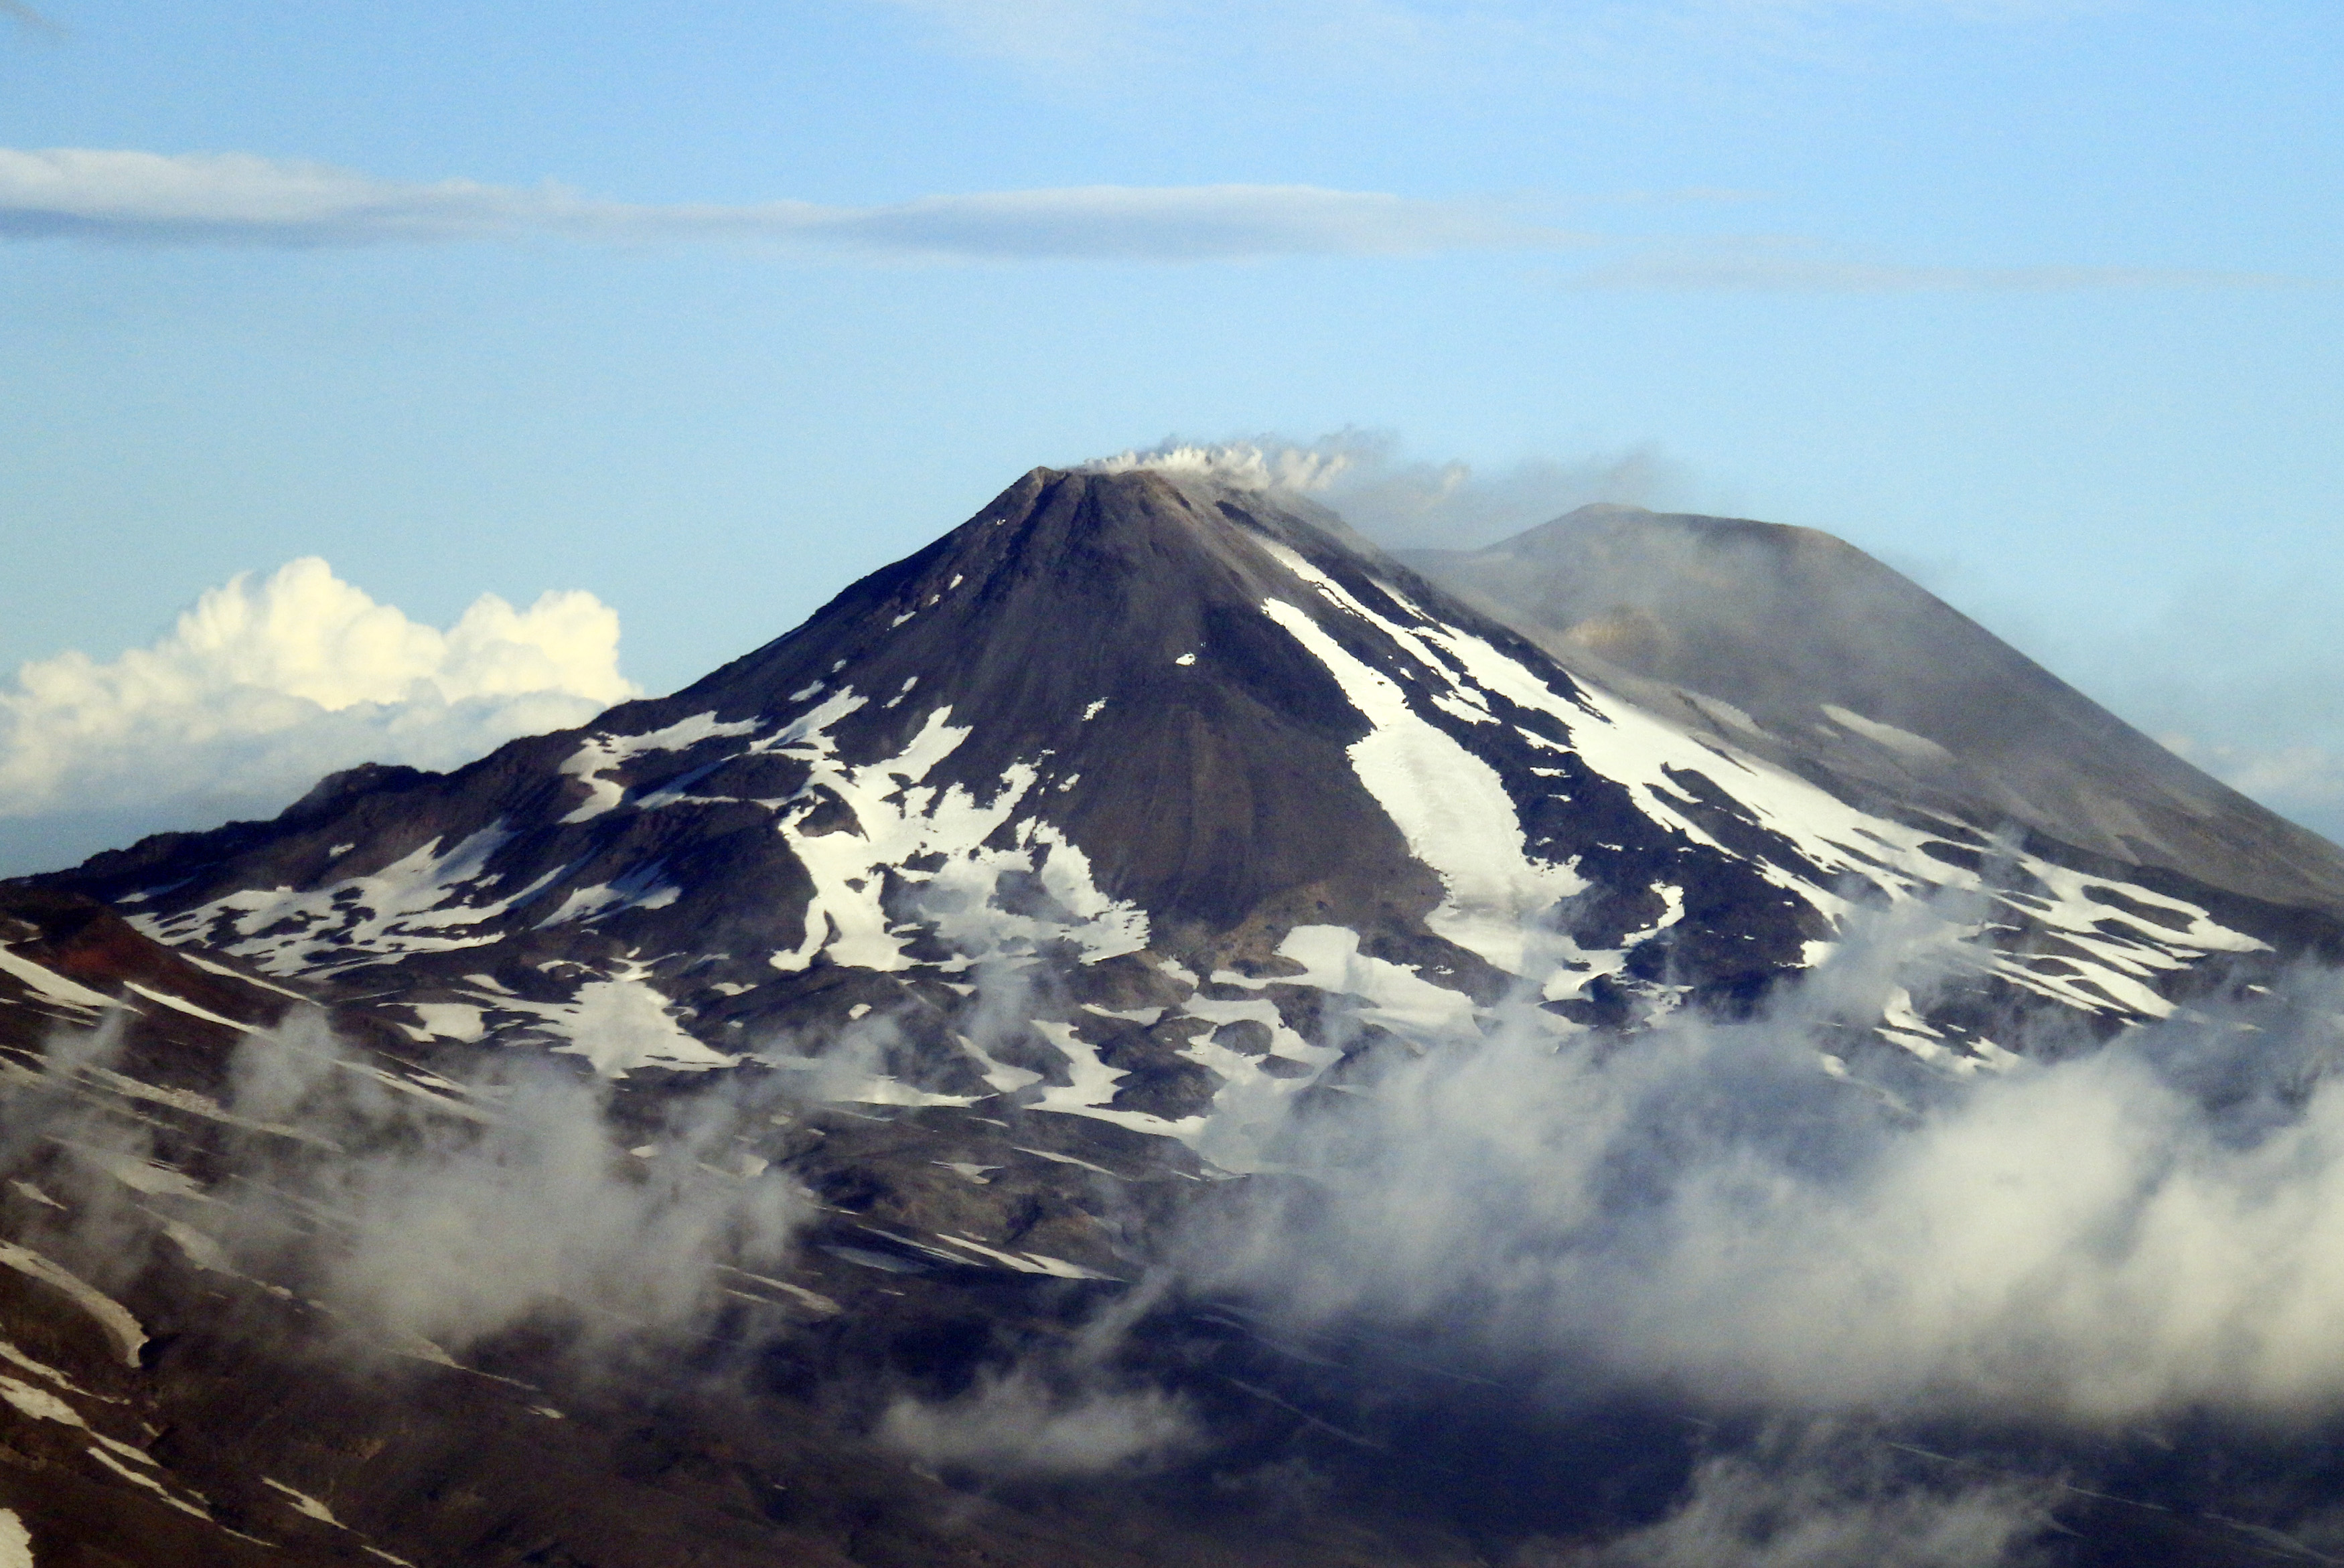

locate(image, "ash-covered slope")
[[1398, 503, 2344, 916]]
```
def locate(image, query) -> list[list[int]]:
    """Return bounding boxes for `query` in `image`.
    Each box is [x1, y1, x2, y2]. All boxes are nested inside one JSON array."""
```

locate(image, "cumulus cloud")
[[878, 1272, 1199, 1478], [226, 1015, 804, 1353], [0, 148, 1575, 258], [0, 556, 635, 874]]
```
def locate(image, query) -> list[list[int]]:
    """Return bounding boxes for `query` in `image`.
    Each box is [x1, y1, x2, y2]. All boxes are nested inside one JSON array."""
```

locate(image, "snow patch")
[[1260, 597, 1583, 972], [558, 710, 761, 824], [0, 943, 114, 1013], [262, 1478, 342, 1526], [535, 861, 682, 927], [1266, 925, 1478, 1038], [507, 972, 739, 1078], [123, 981, 254, 1032], [411, 1002, 486, 1042], [1256, 541, 2263, 1024], [1027, 1019, 1202, 1138], [1822, 704, 1952, 765], [0, 1243, 145, 1365], [0, 1371, 84, 1427], [957, 1033, 1044, 1095], [0, 1509, 29, 1568]]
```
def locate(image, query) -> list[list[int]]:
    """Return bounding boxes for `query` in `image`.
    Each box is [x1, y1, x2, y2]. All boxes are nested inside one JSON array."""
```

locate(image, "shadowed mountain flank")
[[662, 466, 1435, 929]]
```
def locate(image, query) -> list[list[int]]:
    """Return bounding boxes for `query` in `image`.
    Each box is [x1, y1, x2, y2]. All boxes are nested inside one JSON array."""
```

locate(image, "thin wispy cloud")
[[872, 0, 2118, 83], [876, 0, 1163, 71], [5, 148, 2278, 290], [1565, 250, 2303, 292], [0, 0, 62, 39], [0, 148, 1576, 259]]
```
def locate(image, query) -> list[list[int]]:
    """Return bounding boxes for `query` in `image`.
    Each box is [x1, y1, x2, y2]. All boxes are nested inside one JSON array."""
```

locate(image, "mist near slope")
[[1183, 893, 2344, 1421], [1545, 1421, 2065, 1568], [874, 894, 2344, 1559], [15, 891, 2344, 1557], [5, 1008, 806, 1360], [0, 556, 636, 877], [881, 1366, 1198, 1478]]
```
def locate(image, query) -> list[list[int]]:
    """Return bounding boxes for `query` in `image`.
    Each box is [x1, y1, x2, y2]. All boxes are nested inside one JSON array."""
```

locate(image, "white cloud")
[[0, 148, 1574, 259], [0, 557, 636, 872], [879, 1368, 1199, 1477], [1570, 1423, 2060, 1568], [23, 1009, 807, 1357], [1187, 896, 2344, 1423], [1088, 438, 1363, 491]]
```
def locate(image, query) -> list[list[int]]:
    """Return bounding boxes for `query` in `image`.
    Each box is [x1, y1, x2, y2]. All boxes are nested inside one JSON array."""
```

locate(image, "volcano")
[[2, 463, 2339, 1567], [40, 467, 2337, 1089]]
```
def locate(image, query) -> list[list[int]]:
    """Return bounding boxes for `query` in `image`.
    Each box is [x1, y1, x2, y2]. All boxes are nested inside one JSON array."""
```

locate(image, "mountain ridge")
[[28, 466, 2332, 1105], [1400, 501, 2344, 916]]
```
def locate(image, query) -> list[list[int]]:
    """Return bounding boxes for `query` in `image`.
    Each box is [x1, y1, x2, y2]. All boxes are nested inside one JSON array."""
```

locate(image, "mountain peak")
[[1400, 505, 2344, 913], [1513, 501, 1855, 563]]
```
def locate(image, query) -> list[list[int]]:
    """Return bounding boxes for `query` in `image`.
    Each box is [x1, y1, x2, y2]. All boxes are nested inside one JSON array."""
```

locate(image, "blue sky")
[[1, 0, 2340, 868]]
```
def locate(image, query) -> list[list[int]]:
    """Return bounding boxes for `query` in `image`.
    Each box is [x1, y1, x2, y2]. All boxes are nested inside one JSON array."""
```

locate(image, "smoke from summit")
[[1087, 432, 1688, 547]]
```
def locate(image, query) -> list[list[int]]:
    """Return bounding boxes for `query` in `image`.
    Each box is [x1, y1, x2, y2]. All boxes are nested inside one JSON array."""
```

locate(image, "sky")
[[0, 0, 2339, 872]]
